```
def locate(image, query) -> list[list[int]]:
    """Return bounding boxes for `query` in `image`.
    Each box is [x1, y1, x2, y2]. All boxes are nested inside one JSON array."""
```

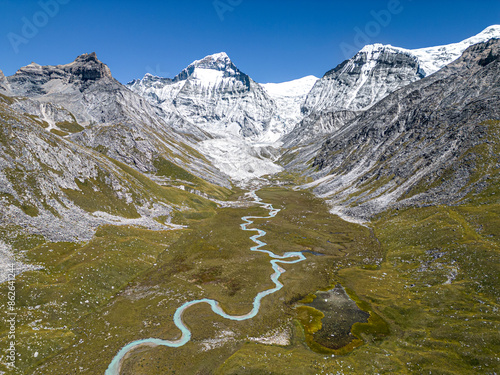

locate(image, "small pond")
[[303, 284, 369, 350]]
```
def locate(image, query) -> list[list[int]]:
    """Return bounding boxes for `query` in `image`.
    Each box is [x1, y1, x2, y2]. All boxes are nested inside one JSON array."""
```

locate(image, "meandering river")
[[105, 190, 306, 374]]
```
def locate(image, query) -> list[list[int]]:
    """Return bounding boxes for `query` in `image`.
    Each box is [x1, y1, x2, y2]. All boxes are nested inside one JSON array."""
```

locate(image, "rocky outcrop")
[[7, 53, 137, 125], [0, 69, 9, 93], [64, 52, 113, 82], [282, 110, 359, 148], [8, 52, 113, 96]]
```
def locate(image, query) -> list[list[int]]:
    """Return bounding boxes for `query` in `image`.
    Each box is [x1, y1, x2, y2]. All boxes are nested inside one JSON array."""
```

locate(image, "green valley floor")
[[1, 186, 499, 374]]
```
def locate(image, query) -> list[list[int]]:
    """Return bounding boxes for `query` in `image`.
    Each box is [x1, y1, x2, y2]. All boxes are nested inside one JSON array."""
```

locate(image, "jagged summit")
[[172, 51, 241, 83], [193, 52, 230, 64], [301, 25, 500, 118], [127, 50, 273, 139], [324, 43, 420, 77], [188, 52, 233, 72], [358, 43, 397, 53], [61, 52, 113, 81], [76, 51, 99, 61], [9, 51, 113, 92], [130, 52, 240, 87], [350, 25, 500, 78]]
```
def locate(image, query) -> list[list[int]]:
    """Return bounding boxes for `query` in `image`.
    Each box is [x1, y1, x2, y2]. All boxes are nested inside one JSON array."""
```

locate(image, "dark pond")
[[305, 284, 369, 349]]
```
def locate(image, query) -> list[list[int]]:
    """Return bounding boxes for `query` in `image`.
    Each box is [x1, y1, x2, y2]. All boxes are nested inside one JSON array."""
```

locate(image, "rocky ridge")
[[302, 44, 423, 116], [0, 99, 180, 242]]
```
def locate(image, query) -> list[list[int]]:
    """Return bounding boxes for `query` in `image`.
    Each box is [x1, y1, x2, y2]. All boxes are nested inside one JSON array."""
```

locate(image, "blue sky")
[[0, 0, 499, 83]]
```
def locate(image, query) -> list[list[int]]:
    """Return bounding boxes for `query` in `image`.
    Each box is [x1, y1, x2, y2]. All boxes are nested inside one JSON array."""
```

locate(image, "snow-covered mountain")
[[259, 75, 318, 142], [305, 39, 500, 220], [409, 24, 500, 76], [302, 25, 500, 117], [0, 26, 500, 238], [128, 52, 276, 139], [289, 25, 500, 146], [128, 52, 297, 182], [301, 44, 422, 116]]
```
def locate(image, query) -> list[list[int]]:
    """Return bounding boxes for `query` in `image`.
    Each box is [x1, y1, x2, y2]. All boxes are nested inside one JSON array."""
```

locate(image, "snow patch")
[[197, 137, 283, 183], [248, 327, 291, 346], [259, 76, 319, 143], [191, 68, 224, 87]]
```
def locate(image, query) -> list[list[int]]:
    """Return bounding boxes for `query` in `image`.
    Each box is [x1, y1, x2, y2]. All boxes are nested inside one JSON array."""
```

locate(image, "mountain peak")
[[357, 43, 414, 60], [406, 24, 500, 76], [167, 51, 242, 83], [65, 52, 112, 81], [189, 52, 234, 71], [359, 43, 393, 53], [197, 52, 230, 62], [74, 51, 99, 63], [475, 24, 500, 38]]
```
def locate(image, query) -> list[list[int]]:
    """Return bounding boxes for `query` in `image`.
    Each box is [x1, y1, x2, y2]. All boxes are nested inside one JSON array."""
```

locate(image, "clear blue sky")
[[0, 0, 499, 83]]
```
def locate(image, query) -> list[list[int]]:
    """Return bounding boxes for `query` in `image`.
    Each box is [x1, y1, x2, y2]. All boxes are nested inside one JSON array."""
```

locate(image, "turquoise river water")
[[105, 191, 306, 374]]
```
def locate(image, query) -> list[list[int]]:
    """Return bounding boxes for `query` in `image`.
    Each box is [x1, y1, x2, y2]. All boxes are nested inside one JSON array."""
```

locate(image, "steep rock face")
[[0, 69, 8, 93], [302, 44, 423, 116], [128, 52, 276, 138], [306, 39, 500, 220], [63, 52, 113, 81], [8, 52, 112, 97], [7, 53, 157, 127], [282, 110, 359, 148]]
